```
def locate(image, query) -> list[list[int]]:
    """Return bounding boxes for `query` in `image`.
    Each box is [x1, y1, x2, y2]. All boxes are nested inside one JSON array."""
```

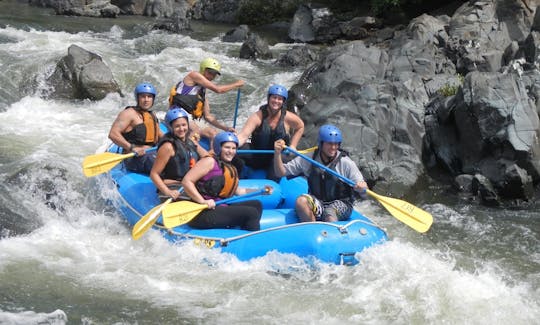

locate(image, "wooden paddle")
[[82, 147, 157, 177], [162, 188, 268, 228], [131, 198, 172, 240], [285, 147, 433, 233], [237, 146, 318, 155]]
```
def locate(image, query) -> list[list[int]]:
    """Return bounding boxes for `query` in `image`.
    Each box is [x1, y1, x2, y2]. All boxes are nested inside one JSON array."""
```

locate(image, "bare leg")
[[295, 196, 316, 222], [200, 126, 218, 149]]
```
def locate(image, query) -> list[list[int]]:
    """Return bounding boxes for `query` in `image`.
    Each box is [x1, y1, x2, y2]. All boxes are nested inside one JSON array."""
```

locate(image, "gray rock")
[[223, 25, 250, 43], [46, 44, 120, 100], [239, 33, 272, 60]]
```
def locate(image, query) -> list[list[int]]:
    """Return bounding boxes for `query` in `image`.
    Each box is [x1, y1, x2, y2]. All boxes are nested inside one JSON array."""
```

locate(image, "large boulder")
[[424, 71, 540, 203], [46, 44, 121, 100]]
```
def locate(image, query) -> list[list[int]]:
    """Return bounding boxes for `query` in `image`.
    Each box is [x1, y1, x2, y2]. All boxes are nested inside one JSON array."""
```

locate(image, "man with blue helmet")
[[273, 124, 367, 222], [108, 82, 164, 174], [237, 84, 304, 178]]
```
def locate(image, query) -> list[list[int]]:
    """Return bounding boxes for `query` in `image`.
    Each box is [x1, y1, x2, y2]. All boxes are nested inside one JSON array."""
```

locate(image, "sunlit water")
[[0, 1, 538, 324]]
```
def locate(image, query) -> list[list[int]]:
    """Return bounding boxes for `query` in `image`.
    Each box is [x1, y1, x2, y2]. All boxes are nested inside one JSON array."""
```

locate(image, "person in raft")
[[181, 132, 272, 231], [168, 57, 244, 143], [237, 84, 304, 179], [273, 124, 368, 222], [150, 106, 209, 202], [108, 82, 164, 174]]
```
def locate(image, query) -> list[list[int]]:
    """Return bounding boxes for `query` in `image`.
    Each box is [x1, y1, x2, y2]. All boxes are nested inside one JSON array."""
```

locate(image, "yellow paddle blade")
[[132, 198, 172, 240], [162, 201, 208, 228], [367, 189, 433, 233], [298, 146, 317, 154], [82, 152, 134, 177]]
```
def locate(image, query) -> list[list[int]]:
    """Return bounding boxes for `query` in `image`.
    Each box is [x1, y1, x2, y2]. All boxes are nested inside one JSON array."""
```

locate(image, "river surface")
[[0, 1, 539, 324]]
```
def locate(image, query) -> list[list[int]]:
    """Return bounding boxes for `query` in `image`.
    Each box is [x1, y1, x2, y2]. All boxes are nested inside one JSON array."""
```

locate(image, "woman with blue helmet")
[[273, 124, 368, 222], [150, 106, 209, 201], [181, 131, 272, 231], [237, 84, 304, 178], [108, 82, 164, 174]]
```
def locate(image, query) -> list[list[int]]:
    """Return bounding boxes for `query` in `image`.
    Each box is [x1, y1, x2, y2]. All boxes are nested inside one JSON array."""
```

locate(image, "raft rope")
[[156, 218, 387, 247]]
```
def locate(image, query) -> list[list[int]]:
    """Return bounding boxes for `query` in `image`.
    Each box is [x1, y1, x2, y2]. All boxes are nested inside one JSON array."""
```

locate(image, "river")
[[0, 1, 538, 324]]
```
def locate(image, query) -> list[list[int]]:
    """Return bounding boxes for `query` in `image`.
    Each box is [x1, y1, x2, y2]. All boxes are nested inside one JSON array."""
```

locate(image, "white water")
[[0, 7, 539, 325]]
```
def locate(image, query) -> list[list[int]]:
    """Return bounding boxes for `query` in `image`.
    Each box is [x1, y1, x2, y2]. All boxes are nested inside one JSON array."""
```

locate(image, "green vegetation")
[[438, 74, 464, 97], [237, 0, 444, 26], [238, 0, 301, 25]]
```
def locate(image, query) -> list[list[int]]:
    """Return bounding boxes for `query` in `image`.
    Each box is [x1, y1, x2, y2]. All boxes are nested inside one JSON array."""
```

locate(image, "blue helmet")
[[165, 106, 189, 126], [134, 82, 157, 100], [268, 84, 288, 100], [213, 131, 239, 156], [318, 124, 342, 144]]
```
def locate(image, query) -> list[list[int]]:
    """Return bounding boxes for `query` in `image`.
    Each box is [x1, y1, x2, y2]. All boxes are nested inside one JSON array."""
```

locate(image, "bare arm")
[[286, 112, 305, 149], [187, 71, 244, 94], [108, 109, 134, 152], [150, 143, 180, 199], [237, 112, 263, 146], [273, 139, 287, 178], [202, 98, 234, 132]]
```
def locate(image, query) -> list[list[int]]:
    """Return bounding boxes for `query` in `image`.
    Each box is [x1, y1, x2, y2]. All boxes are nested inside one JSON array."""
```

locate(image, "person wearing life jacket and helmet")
[[181, 132, 272, 231], [168, 58, 244, 144], [150, 106, 209, 201], [273, 124, 368, 223], [108, 82, 164, 174], [237, 84, 304, 178]]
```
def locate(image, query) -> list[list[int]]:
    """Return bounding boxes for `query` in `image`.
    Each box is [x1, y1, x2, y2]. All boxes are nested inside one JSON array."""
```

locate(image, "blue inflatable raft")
[[106, 142, 388, 265]]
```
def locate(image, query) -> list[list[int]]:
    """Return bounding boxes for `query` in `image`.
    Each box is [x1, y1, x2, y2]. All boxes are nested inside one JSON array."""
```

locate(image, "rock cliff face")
[[288, 0, 540, 204]]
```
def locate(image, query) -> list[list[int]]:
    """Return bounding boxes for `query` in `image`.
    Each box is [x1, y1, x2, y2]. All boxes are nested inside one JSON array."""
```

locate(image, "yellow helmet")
[[199, 58, 221, 75]]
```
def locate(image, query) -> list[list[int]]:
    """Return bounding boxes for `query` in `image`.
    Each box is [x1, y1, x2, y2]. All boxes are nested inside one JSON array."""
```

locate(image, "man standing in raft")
[[108, 82, 164, 174], [169, 58, 244, 144]]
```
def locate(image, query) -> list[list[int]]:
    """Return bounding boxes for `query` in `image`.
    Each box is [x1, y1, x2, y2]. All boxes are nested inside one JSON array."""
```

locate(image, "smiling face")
[[171, 117, 189, 141], [137, 93, 154, 110], [219, 141, 237, 162], [320, 141, 340, 161], [268, 94, 284, 112]]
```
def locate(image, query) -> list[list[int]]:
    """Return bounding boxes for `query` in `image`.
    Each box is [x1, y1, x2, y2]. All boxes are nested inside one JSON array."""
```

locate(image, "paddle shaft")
[[285, 147, 356, 186], [286, 147, 433, 232], [237, 147, 318, 155], [208, 188, 267, 205], [233, 89, 241, 129]]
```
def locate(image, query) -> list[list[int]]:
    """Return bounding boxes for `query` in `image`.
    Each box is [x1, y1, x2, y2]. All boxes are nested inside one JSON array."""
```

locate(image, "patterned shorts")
[[300, 194, 353, 222]]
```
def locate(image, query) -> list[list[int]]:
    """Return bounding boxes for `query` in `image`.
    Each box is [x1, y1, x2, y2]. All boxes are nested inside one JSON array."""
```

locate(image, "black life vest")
[[158, 133, 199, 181], [306, 149, 354, 202], [251, 104, 290, 149], [196, 158, 239, 200], [121, 106, 159, 145]]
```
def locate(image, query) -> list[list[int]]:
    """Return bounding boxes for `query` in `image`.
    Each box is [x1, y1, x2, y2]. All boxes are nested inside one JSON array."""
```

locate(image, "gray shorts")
[[301, 194, 353, 222]]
